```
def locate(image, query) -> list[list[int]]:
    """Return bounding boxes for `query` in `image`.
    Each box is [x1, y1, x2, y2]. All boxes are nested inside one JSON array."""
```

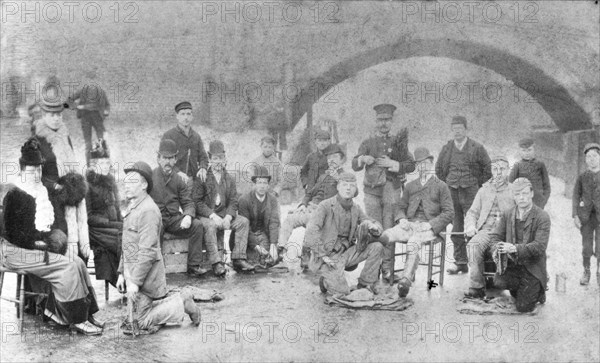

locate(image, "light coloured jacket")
[[465, 179, 515, 232]]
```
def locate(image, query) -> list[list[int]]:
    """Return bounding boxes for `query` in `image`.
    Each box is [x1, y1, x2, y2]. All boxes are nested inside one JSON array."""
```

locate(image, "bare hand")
[[127, 282, 139, 300], [54, 183, 63, 191], [197, 168, 207, 182], [178, 171, 190, 184], [497, 242, 516, 254], [465, 226, 478, 238], [368, 222, 383, 236], [180, 215, 192, 229], [375, 156, 397, 169], [574, 216, 582, 229], [255, 245, 269, 256], [418, 222, 432, 232], [322, 256, 336, 268], [297, 205, 307, 213], [361, 155, 375, 166], [398, 219, 410, 230], [209, 213, 223, 227]]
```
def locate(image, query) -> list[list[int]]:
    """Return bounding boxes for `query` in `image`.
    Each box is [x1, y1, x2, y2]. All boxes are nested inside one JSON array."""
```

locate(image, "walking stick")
[[127, 292, 140, 337]]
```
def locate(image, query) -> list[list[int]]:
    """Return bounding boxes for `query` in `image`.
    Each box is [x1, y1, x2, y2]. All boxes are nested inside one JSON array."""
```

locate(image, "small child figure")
[[509, 138, 551, 209]]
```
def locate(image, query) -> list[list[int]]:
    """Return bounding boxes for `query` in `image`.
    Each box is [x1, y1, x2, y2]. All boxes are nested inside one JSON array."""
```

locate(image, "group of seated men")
[[0, 99, 551, 336]]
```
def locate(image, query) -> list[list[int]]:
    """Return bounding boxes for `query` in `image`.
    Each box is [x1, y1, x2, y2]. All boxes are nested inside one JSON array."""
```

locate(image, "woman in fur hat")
[[34, 99, 90, 262], [2, 139, 104, 335], [85, 139, 122, 287]]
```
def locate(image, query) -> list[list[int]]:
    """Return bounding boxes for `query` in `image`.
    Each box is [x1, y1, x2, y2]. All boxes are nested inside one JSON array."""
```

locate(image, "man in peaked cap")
[[118, 161, 201, 334], [305, 171, 384, 295], [238, 165, 281, 267], [463, 154, 516, 299], [278, 143, 348, 268], [352, 103, 415, 283], [149, 139, 218, 277], [435, 115, 492, 275], [161, 101, 209, 180], [378, 147, 454, 297], [487, 177, 550, 312], [509, 137, 551, 209], [192, 140, 254, 272], [300, 128, 332, 192]]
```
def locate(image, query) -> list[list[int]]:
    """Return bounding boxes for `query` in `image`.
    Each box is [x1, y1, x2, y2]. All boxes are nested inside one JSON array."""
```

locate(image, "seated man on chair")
[[379, 147, 454, 298], [305, 172, 384, 295], [488, 178, 550, 312], [277, 144, 346, 267], [464, 155, 515, 298]]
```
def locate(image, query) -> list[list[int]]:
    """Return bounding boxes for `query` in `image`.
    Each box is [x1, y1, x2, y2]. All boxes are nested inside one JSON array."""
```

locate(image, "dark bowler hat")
[[314, 129, 331, 140], [518, 138, 534, 148], [40, 98, 65, 113], [451, 116, 467, 128], [90, 139, 110, 160], [413, 147, 434, 163], [251, 166, 271, 183], [208, 140, 226, 156], [124, 161, 153, 193], [158, 139, 178, 158], [324, 144, 345, 159], [175, 101, 192, 113], [373, 104, 397, 119], [19, 138, 44, 166], [584, 143, 600, 155]]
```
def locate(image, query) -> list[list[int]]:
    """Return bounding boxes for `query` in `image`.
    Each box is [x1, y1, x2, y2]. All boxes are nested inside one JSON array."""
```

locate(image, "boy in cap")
[[488, 177, 550, 312], [572, 143, 600, 285], [379, 147, 454, 297], [238, 166, 281, 266], [149, 139, 221, 277], [352, 103, 415, 282], [192, 140, 254, 272], [305, 172, 384, 294], [436, 115, 492, 275], [509, 138, 551, 209], [277, 144, 347, 268], [118, 161, 201, 334], [250, 135, 284, 196], [300, 129, 331, 192], [161, 101, 209, 180], [463, 155, 516, 298]]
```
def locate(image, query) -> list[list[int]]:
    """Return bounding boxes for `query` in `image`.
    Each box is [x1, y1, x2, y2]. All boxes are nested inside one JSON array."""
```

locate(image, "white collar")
[[454, 138, 467, 150], [255, 193, 266, 202]]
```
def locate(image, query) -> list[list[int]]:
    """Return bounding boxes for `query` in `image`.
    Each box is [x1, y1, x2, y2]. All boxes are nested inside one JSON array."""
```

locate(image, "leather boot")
[[181, 291, 201, 326], [446, 264, 468, 275], [464, 288, 485, 299], [233, 259, 255, 272], [397, 277, 411, 298], [212, 262, 226, 277], [580, 268, 591, 285]]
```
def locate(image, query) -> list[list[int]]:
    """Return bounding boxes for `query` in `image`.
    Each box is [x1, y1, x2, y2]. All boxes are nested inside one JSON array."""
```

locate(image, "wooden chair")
[[392, 233, 447, 287], [86, 257, 110, 301], [0, 266, 48, 322]]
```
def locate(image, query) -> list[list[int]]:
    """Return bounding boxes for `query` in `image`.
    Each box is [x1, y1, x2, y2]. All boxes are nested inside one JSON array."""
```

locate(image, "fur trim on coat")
[[55, 172, 88, 206]]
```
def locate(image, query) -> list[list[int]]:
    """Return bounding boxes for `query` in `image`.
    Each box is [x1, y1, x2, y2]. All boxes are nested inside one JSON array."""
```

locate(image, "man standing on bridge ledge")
[[352, 103, 415, 283]]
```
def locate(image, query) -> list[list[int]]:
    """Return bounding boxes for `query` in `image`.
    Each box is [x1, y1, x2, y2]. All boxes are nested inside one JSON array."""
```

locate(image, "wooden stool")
[[0, 266, 48, 322], [393, 234, 447, 287]]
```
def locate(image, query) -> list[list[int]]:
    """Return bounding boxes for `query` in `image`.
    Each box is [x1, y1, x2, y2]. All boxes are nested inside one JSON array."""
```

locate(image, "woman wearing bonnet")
[[1, 138, 104, 335], [34, 98, 90, 263]]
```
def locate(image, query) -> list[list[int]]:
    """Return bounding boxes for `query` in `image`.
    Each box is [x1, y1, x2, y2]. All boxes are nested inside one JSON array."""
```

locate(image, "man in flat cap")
[[378, 147, 454, 297], [161, 101, 209, 181], [149, 139, 218, 277], [463, 155, 516, 298], [488, 177, 550, 312], [66, 68, 110, 166], [436, 115, 492, 275], [509, 138, 551, 209], [300, 129, 332, 192], [278, 144, 348, 268], [305, 172, 384, 295], [572, 142, 600, 285], [118, 161, 201, 334], [193, 140, 254, 272], [352, 103, 415, 282]]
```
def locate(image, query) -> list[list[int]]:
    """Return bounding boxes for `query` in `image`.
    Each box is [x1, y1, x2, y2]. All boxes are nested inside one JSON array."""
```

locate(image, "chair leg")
[[105, 281, 109, 301], [427, 241, 434, 283], [440, 238, 446, 287], [17, 274, 25, 322]]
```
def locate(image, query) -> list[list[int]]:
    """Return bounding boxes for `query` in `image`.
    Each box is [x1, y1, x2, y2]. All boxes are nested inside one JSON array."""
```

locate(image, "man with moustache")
[[352, 104, 415, 283], [162, 101, 209, 180], [436, 116, 492, 275], [118, 161, 201, 334], [305, 172, 384, 295], [149, 139, 221, 277]]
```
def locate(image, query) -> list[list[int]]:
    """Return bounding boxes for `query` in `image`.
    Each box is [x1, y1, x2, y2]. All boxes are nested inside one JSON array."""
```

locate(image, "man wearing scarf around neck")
[[305, 172, 384, 295]]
